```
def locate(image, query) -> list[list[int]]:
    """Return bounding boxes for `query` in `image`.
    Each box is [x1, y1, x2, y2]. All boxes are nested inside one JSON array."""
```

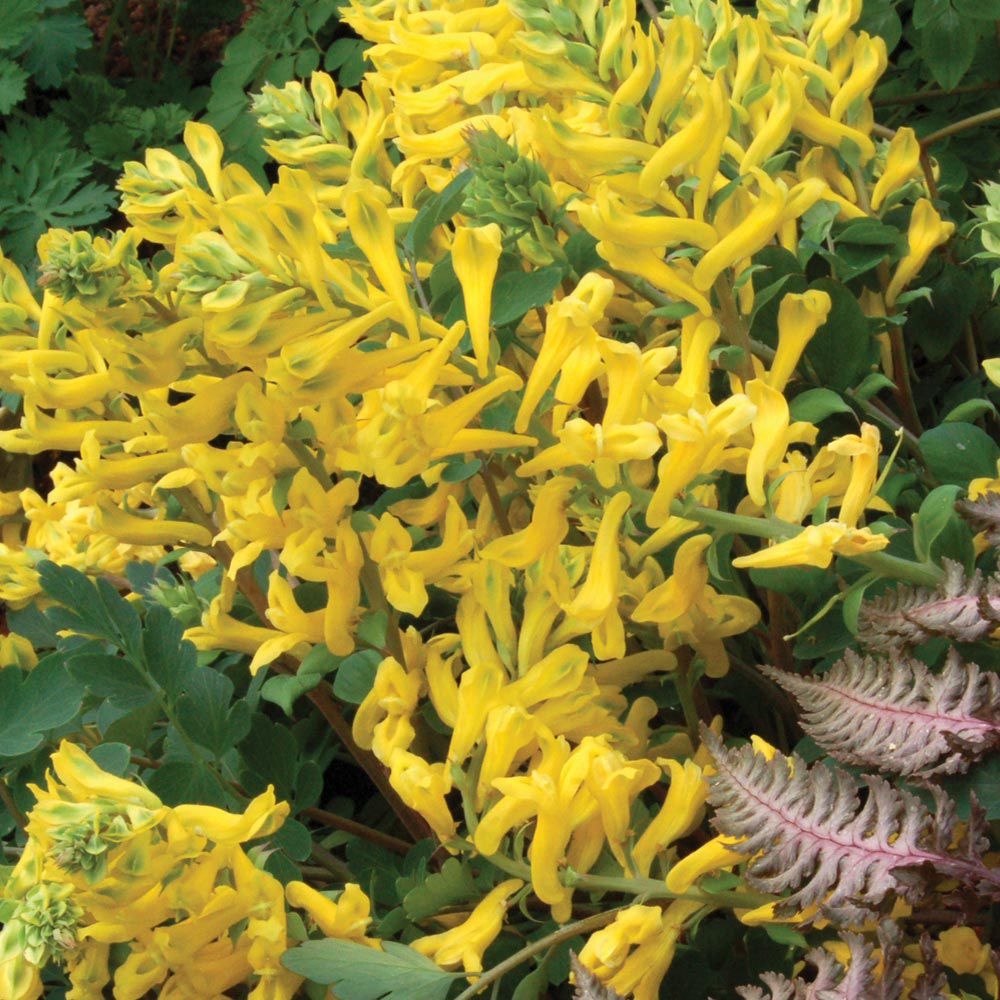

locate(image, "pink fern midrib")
[[719, 755, 940, 871], [814, 678, 997, 739]]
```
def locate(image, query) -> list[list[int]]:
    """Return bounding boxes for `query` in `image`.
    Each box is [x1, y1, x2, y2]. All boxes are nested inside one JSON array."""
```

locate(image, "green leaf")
[[563, 228, 601, 277], [762, 922, 809, 949], [803, 278, 878, 391], [491, 264, 564, 328], [440, 457, 482, 483], [919, 422, 1000, 485], [147, 759, 228, 808], [18, 10, 90, 88], [0, 57, 27, 113], [88, 742, 131, 776], [281, 940, 457, 1000], [404, 171, 474, 258], [142, 605, 197, 703], [177, 668, 252, 759], [944, 398, 997, 423], [260, 672, 323, 717], [0, 0, 36, 51], [953, 0, 1000, 17], [913, 485, 963, 562], [332, 650, 382, 704], [66, 652, 154, 711], [240, 713, 298, 800], [920, 8, 977, 90], [852, 372, 895, 401], [402, 856, 480, 920], [0, 660, 83, 757], [857, 0, 903, 50], [788, 388, 852, 423], [647, 301, 699, 320]]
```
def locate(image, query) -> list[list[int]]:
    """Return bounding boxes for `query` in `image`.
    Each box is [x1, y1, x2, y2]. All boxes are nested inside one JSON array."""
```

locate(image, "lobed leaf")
[[856, 559, 1000, 652], [761, 651, 1000, 776], [702, 729, 1000, 924]]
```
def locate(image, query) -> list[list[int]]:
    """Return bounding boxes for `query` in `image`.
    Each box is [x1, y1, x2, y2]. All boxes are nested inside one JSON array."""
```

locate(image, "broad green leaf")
[[0, 660, 83, 757], [260, 672, 323, 717], [919, 8, 977, 90], [857, 0, 903, 50], [803, 278, 878, 391], [490, 264, 565, 328], [404, 170, 473, 258], [440, 457, 482, 483], [240, 713, 298, 799], [919, 422, 1000, 485], [147, 759, 228, 808], [88, 742, 131, 776], [66, 652, 154, 711], [788, 388, 851, 423], [332, 649, 382, 704], [852, 372, 895, 401], [142, 605, 197, 703], [281, 939, 457, 1000], [402, 857, 481, 920], [177, 668, 252, 758], [944, 398, 997, 423]]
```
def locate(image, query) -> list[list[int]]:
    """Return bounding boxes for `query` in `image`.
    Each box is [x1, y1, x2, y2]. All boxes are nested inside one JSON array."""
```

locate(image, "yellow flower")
[[286, 882, 375, 943], [886, 198, 955, 305], [767, 290, 831, 392], [732, 520, 888, 570], [452, 224, 503, 377], [411, 879, 523, 975], [871, 126, 921, 211]]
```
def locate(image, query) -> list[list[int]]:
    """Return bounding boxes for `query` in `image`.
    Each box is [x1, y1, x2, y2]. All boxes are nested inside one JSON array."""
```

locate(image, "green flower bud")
[[37, 230, 145, 307], [146, 577, 209, 630], [11, 882, 83, 966], [252, 81, 319, 139]]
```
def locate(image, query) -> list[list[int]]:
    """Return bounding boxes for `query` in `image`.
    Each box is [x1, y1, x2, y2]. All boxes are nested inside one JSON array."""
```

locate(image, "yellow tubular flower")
[[632, 533, 712, 625], [886, 198, 955, 305], [343, 181, 419, 338], [645, 16, 703, 143], [285, 883, 374, 942], [515, 273, 614, 433], [767, 290, 831, 392], [631, 759, 709, 876], [411, 879, 524, 975], [639, 75, 714, 198], [739, 66, 803, 175], [871, 126, 921, 211], [480, 476, 575, 567], [826, 422, 881, 527], [731, 520, 888, 570], [562, 492, 631, 625], [387, 748, 456, 842], [451, 223, 503, 377], [828, 31, 887, 124], [665, 834, 750, 893], [693, 168, 786, 291]]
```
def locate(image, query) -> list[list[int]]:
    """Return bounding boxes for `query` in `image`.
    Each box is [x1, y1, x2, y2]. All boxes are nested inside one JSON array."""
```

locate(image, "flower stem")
[[451, 908, 627, 1000]]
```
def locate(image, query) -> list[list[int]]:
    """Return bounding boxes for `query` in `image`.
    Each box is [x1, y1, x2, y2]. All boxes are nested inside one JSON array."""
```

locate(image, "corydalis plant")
[[760, 651, 1000, 776], [856, 558, 1000, 652], [701, 729, 1000, 925]]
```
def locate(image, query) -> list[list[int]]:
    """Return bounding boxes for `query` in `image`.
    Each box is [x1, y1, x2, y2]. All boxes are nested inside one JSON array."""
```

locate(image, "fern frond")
[[955, 493, 1000, 547], [856, 560, 1000, 652], [760, 651, 1000, 776], [569, 952, 623, 1000], [701, 729, 1000, 924], [728, 923, 903, 1000]]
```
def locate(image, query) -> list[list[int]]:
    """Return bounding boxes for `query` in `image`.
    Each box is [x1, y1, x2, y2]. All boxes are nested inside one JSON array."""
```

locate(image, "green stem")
[[920, 106, 1000, 147], [451, 908, 627, 1000], [0, 776, 27, 832], [284, 437, 334, 489]]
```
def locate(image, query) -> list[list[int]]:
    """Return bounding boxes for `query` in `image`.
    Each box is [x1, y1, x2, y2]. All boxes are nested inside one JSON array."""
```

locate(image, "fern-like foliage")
[[727, 923, 903, 1000], [955, 493, 1000, 547], [856, 560, 1000, 652], [701, 729, 1000, 924], [569, 952, 623, 1000], [760, 651, 1000, 776]]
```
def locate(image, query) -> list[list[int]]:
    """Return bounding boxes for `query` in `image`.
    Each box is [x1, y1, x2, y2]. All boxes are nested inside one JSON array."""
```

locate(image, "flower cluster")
[[0, 0, 965, 995], [0, 743, 376, 1000]]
